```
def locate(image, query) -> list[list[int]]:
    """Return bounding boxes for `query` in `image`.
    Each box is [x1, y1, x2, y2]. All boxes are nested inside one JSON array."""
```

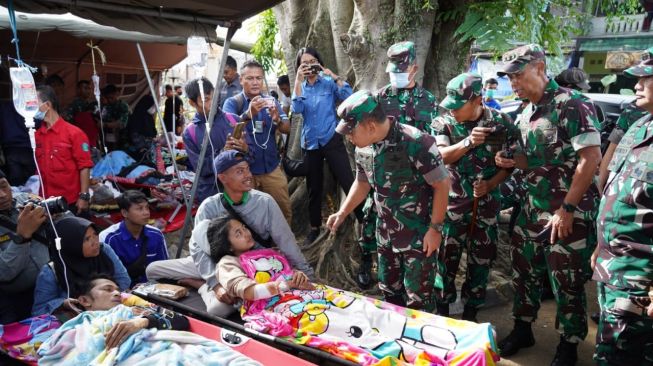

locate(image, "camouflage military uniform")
[[64, 97, 97, 122], [433, 108, 519, 308], [607, 102, 648, 146], [101, 100, 129, 128], [354, 120, 447, 312], [510, 78, 601, 343], [357, 41, 439, 257], [593, 58, 653, 366]]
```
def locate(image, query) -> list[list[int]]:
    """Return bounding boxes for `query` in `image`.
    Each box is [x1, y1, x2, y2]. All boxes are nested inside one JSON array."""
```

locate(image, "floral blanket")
[[239, 249, 499, 366], [0, 315, 61, 365]]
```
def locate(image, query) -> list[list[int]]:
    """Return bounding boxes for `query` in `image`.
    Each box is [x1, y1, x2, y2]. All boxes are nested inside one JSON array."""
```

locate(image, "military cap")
[[440, 73, 483, 110], [624, 47, 653, 77], [386, 41, 416, 73], [554, 67, 591, 90], [497, 44, 546, 77], [336, 90, 381, 135]]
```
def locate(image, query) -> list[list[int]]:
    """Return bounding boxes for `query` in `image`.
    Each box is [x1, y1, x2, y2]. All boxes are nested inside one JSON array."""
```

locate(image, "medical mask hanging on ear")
[[389, 72, 411, 88], [147, 105, 157, 115], [34, 107, 48, 121]]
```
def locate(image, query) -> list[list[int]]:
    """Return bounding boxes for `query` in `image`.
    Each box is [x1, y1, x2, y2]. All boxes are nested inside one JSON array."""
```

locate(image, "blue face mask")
[[485, 89, 496, 99], [33, 109, 47, 121]]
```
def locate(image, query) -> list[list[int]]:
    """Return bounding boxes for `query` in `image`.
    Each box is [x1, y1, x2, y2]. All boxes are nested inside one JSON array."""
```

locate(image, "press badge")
[[254, 120, 264, 133]]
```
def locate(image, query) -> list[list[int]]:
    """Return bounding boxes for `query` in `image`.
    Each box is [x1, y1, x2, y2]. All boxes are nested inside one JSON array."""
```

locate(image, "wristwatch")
[[463, 137, 473, 149], [79, 192, 91, 201], [10, 233, 30, 244], [429, 222, 444, 233], [562, 202, 576, 213]]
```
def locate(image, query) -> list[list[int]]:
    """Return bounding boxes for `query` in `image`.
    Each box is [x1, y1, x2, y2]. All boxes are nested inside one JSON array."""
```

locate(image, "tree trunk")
[[274, 0, 471, 290]]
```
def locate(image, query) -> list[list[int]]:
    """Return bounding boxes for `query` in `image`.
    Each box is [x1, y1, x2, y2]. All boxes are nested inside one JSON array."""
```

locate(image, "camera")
[[24, 196, 69, 215], [309, 64, 321, 75]]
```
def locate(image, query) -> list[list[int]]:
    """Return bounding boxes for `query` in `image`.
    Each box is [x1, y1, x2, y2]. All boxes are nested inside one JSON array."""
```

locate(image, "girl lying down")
[[36, 276, 261, 366], [205, 216, 499, 366]]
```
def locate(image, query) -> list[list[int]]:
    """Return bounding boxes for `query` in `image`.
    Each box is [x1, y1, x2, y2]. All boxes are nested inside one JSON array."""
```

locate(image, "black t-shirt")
[[163, 96, 183, 131]]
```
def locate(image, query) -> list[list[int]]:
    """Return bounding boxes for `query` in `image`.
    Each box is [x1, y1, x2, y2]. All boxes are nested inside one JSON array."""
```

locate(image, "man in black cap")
[[0, 169, 49, 323], [554, 67, 591, 92]]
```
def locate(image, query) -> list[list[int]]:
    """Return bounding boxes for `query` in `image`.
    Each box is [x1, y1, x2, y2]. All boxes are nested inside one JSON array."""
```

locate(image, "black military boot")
[[384, 294, 406, 307], [550, 336, 578, 366], [461, 305, 478, 322], [356, 254, 373, 289], [498, 319, 535, 357], [436, 303, 450, 317]]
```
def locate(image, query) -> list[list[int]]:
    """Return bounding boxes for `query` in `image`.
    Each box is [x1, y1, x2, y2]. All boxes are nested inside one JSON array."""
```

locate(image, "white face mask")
[[147, 105, 157, 115], [389, 72, 411, 88]]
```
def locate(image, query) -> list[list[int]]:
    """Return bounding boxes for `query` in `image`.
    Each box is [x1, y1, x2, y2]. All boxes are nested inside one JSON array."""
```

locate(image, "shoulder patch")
[[82, 142, 90, 152]]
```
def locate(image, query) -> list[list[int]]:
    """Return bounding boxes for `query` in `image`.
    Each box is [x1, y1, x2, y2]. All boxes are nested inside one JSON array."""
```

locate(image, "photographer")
[[291, 47, 363, 245], [0, 169, 48, 324]]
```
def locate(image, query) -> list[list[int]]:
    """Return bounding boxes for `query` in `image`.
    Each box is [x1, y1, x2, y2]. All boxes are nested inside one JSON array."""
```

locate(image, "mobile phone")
[[534, 225, 552, 243], [232, 122, 246, 140], [262, 97, 276, 108], [309, 64, 322, 75]]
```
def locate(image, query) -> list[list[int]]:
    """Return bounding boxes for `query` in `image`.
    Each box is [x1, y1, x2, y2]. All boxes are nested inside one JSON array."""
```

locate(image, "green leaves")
[[251, 9, 286, 74], [450, 0, 584, 56]]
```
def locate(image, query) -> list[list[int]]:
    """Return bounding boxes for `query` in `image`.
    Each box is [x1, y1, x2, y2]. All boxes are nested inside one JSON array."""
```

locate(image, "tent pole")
[[135, 42, 191, 210], [175, 25, 239, 259]]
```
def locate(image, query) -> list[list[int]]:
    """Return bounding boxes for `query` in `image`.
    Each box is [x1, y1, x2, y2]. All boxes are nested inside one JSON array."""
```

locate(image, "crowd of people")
[[0, 39, 652, 366]]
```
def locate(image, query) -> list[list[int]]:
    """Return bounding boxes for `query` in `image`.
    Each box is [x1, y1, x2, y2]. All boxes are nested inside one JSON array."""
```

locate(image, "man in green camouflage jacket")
[[592, 54, 653, 366], [432, 72, 520, 321], [355, 41, 440, 288], [494, 44, 602, 366], [327, 90, 450, 312]]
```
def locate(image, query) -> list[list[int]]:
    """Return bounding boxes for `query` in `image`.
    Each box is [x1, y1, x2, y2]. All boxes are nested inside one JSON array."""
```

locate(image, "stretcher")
[[134, 289, 358, 366]]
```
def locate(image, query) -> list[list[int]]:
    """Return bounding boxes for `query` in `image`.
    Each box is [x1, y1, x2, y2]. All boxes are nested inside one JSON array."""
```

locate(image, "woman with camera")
[[291, 47, 363, 245], [32, 216, 130, 316]]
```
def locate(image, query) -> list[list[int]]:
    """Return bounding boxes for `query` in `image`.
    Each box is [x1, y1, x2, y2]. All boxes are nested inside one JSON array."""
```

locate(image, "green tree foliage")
[[251, 9, 286, 74], [447, 0, 584, 56]]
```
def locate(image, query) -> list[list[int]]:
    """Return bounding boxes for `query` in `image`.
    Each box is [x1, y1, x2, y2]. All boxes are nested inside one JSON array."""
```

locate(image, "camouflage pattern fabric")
[[511, 213, 596, 342], [510, 79, 601, 342], [607, 103, 648, 145], [439, 73, 483, 111], [385, 41, 416, 73], [499, 170, 526, 209], [594, 283, 653, 365], [357, 84, 440, 254], [624, 47, 653, 77], [498, 44, 546, 76], [102, 100, 130, 129], [377, 83, 439, 134], [64, 98, 97, 122], [431, 106, 519, 308], [355, 119, 448, 310]]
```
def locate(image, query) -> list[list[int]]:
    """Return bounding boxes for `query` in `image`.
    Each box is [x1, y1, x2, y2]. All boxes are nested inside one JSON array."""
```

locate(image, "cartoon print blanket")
[[239, 249, 499, 366], [37, 304, 261, 366], [0, 315, 61, 365]]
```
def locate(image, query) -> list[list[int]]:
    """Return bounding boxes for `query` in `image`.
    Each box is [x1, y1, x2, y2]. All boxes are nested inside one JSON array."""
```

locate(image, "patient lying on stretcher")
[[206, 216, 499, 366], [35, 276, 260, 365]]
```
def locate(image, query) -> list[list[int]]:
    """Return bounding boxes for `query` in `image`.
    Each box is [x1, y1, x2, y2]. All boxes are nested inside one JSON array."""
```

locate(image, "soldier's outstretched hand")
[[326, 211, 346, 233], [423, 228, 442, 257]]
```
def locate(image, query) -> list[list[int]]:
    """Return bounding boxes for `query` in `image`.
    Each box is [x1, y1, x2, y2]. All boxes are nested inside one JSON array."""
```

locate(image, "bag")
[[152, 283, 188, 300], [281, 129, 308, 177]]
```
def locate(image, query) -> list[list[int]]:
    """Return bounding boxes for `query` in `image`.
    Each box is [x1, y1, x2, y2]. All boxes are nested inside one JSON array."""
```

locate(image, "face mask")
[[34, 108, 47, 121], [485, 89, 496, 99], [147, 105, 157, 115], [389, 72, 411, 88]]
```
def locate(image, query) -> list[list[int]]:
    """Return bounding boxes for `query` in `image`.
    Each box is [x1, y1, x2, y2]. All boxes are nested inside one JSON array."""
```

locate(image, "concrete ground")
[[477, 283, 600, 366]]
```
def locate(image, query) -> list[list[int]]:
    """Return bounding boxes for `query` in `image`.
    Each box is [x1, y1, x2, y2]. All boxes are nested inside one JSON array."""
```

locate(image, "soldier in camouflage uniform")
[[101, 84, 130, 150], [64, 80, 97, 122], [327, 90, 450, 312], [598, 99, 648, 191], [592, 55, 653, 366], [431, 73, 520, 321], [494, 44, 603, 366], [355, 41, 440, 288]]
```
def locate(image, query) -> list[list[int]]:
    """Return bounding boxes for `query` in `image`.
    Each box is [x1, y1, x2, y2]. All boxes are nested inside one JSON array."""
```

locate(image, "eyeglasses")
[[301, 58, 319, 65]]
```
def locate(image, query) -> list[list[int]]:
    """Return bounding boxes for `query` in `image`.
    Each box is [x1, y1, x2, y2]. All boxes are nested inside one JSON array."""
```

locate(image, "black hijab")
[[51, 217, 114, 297], [127, 95, 157, 139]]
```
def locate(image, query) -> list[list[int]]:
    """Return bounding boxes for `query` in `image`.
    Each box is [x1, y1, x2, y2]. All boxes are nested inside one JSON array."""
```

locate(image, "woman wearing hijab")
[[31, 217, 130, 316]]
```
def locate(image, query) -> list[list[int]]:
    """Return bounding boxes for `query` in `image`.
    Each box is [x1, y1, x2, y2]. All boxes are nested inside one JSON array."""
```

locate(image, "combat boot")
[[550, 336, 578, 366], [498, 319, 535, 357], [436, 303, 450, 317], [356, 254, 373, 289], [461, 305, 478, 322], [384, 294, 406, 307]]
